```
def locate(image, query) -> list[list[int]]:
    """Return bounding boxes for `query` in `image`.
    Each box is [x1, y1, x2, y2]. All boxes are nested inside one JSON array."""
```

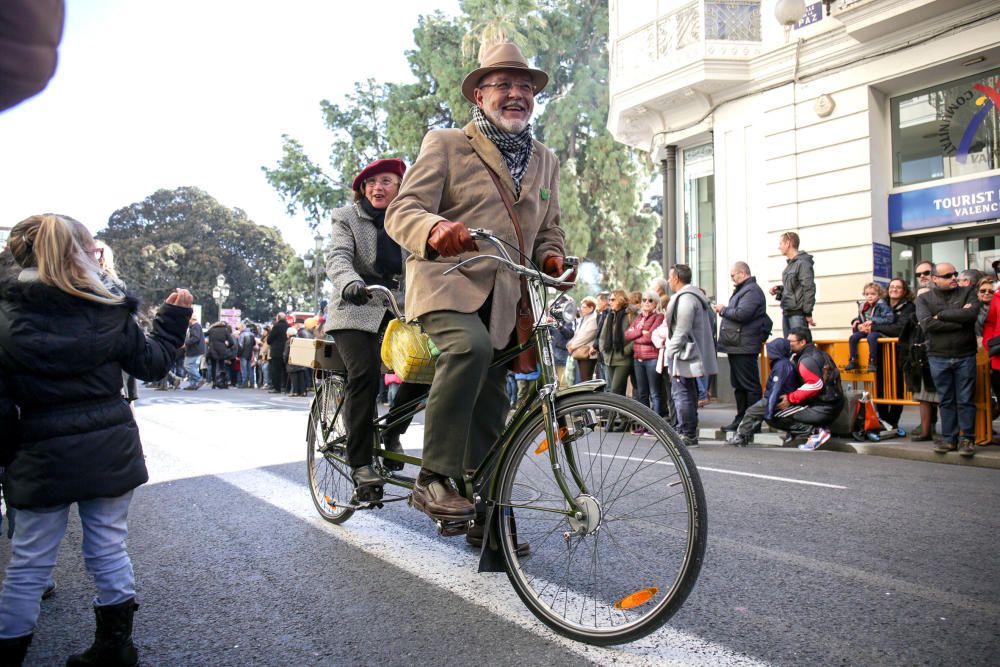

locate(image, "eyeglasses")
[[935, 271, 959, 279], [478, 81, 535, 95], [642, 298, 657, 303], [980, 288, 994, 295], [365, 177, 399, 188], [915, 270, 932, 278]]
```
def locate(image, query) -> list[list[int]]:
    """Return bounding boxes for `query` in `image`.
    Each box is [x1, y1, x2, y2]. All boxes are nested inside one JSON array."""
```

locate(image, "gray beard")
[[484, 106, 531, 134]]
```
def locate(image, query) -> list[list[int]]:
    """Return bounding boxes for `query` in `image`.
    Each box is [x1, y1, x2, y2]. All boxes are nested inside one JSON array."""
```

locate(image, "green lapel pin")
[[540, 187, 550, 200]]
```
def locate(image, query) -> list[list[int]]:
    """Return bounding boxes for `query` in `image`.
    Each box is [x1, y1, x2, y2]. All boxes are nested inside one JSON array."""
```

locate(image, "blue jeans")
[[633, 359, 661, 414], [927, 355, 977, 444], [0, 491, 135, 638], [848, 331, 880, 364], [182, 354, 203, 386], [671, 375, 699, 439], [240, 356, 254, 387], [782, 313, 809, 338]]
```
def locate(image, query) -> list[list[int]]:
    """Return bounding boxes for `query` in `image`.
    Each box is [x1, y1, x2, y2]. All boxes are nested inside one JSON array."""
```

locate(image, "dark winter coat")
[[0, 273, 190, 509], [269, 319, 290, 357], [899, 308, 935, 394], [778, 251, 816, 316], [206, 321, 236, 360], [550, 316, 574, 366], [184, 321, 205, 357], [717, 276, 770, 355], [764, 338, 798, 420], [851, 298, 895, 330], [872, 299, 915, 338], [915, 285, 979, 358]]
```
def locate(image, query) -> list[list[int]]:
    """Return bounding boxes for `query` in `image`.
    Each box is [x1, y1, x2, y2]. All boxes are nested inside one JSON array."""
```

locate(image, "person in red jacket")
[[771, 328, 844, 449], [625, 291, 665, 415]]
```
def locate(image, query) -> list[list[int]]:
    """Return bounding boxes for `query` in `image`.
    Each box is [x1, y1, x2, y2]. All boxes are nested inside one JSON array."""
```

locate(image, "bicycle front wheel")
[[495, 392, 707, 645], [307, 375, 355, 524]]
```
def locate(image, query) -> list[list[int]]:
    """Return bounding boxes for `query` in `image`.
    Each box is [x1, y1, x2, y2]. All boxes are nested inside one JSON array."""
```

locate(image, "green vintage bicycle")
[[306, 229, 706, 645]]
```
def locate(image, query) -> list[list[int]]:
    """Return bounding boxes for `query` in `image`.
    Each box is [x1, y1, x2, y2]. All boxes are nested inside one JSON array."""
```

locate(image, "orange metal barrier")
[[758, 338, 994, 444]]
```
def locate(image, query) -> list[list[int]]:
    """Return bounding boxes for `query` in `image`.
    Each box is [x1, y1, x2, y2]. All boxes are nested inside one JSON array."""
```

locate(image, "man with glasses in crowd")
[[915, 262, 979, 458], [914, 260, 935, 291]]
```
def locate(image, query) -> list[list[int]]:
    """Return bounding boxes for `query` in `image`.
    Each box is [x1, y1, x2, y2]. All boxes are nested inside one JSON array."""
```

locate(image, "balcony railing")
[[614, 0, 762, 77]]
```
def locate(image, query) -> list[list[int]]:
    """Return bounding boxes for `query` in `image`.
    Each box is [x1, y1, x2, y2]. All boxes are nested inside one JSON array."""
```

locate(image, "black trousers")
[[768, 400, 843, 436], [729, 354, 763, 424], [333, 326, 428, 467], [269, 354, 287, 393]]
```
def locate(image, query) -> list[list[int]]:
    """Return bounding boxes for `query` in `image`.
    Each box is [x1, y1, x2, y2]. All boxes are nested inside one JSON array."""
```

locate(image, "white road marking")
[[133, 404, 768, 666], [597, 454, 848, 489], [219, 467, 767, 667]]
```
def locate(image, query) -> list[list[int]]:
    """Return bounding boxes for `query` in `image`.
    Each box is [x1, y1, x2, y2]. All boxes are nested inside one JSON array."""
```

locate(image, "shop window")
[[683, 143, 716, 299], [891, 67, 1000, 187]]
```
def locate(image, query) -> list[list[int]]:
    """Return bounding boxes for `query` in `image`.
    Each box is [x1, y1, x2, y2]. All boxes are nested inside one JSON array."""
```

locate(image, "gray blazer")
[[323, 202, 402, 335], [664, 285, 719, 379]]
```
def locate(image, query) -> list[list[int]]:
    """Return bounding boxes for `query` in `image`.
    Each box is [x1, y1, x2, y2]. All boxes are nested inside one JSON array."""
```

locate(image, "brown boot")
[[410, 468, 475, 522]]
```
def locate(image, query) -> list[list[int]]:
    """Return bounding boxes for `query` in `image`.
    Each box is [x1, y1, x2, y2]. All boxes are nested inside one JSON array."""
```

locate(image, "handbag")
[[380, 318, 437, 384], [571, 344, 593, 361], [479, 158, 538, 374]]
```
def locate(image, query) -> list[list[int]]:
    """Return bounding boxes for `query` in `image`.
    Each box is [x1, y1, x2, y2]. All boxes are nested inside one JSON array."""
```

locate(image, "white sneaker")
[[799, 428, 831, 451]]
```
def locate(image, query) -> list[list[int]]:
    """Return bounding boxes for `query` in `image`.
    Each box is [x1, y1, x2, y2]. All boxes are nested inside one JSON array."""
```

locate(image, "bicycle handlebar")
[[365, 229, 577, 320]]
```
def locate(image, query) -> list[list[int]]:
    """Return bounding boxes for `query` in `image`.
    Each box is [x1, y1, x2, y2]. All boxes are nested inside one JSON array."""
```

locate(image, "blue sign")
[[796, 3, 823, 29], [872, 243, 891, 284], [888, 174, 1000, 233]]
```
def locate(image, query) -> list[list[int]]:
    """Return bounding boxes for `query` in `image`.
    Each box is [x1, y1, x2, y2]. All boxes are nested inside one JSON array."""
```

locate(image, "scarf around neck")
[[472, 105, 533, 198], [358, 197, 402, 283]]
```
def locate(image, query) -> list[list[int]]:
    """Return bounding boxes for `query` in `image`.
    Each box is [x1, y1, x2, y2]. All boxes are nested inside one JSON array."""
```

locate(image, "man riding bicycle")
[[385, 41, 573, 532]]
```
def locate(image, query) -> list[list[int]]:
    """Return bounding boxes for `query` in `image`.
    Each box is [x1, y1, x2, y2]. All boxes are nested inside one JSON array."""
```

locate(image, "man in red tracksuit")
[[770, 328, 845, 449]]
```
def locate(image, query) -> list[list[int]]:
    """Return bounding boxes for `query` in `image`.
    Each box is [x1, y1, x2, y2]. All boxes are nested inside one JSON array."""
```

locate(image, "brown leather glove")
[[426, 220, 477, 258], [542, 255, 576, 291]]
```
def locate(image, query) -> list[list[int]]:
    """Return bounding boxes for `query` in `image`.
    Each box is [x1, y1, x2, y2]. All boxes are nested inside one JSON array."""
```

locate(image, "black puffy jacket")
[[0, 272, 190, 509], [717, 276, 770, 354]]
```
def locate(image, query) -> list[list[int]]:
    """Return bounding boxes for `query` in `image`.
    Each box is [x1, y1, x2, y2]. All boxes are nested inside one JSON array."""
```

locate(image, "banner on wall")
[[889, 174, 1000, 233]]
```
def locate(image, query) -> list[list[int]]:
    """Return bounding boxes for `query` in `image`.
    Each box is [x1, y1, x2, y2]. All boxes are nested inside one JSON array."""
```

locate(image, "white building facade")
[[609, 0, 1000, 338]]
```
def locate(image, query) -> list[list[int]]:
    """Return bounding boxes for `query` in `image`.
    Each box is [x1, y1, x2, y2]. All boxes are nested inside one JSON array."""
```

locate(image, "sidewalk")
[[694, 401, 1000, 470]]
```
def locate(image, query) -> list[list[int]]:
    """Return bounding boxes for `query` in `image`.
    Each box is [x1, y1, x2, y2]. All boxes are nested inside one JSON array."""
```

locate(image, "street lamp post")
[[312, 231, 324, 313], [211, 273, 230, 322]]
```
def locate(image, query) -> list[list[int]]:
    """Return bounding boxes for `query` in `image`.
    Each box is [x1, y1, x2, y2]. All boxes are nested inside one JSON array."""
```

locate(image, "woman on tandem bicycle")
[[322, 158, 426, 497]]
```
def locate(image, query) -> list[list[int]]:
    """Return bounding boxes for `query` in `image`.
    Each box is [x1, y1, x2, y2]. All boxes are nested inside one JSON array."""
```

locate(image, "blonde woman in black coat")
[[0, 214, 192, 666]]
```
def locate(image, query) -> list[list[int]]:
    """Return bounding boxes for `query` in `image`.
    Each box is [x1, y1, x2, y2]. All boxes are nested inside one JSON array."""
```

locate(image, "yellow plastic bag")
[[380, 318, 437, 384]]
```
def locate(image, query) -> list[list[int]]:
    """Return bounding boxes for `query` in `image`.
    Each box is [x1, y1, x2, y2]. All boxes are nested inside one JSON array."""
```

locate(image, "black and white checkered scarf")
[[472, 105, 533, 199]]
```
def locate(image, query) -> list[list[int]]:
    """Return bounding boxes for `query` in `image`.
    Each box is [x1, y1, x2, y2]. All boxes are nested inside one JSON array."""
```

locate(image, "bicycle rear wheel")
[[495, 392, 706, 645], [307, 375, 355, 524]]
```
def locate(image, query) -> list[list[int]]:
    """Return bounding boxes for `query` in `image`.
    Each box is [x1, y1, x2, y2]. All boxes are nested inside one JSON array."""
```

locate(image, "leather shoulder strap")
[[477, 155, 526, 261]]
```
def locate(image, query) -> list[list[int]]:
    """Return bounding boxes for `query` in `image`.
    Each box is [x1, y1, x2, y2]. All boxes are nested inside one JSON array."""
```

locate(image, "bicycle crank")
[[352, 485, 385, 509], [564, 494, 602, 540]]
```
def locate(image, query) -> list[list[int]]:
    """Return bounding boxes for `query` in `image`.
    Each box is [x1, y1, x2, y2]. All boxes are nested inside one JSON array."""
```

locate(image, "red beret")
[[352, 158, 406, 192]]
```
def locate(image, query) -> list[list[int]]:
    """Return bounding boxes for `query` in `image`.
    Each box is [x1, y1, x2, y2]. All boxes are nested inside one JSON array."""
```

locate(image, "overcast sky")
[[0, 0, 460, 252]]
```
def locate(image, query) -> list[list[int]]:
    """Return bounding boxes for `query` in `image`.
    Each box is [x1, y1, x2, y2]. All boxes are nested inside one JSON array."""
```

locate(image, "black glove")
[[342, 280, 370, 306]]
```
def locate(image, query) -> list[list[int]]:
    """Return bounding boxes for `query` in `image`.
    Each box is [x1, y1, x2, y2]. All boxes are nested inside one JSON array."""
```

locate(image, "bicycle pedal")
[[434, 518, 474, 537], [353, 485, 384, 506]]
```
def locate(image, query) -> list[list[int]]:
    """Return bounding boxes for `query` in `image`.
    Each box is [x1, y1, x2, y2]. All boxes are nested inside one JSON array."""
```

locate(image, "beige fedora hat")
[[461, 41, 549, 104]]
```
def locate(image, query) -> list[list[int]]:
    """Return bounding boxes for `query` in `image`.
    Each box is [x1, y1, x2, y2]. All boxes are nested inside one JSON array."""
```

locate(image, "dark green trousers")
[[419, 310, 509, 480]]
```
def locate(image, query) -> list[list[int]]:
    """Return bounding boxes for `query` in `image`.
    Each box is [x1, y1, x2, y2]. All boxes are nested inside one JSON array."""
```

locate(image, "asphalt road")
[[3, 386, 999, 666]]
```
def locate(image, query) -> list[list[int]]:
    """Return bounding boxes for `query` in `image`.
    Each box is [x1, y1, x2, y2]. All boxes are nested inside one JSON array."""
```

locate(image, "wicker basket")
[[380, 319, 437, 384]]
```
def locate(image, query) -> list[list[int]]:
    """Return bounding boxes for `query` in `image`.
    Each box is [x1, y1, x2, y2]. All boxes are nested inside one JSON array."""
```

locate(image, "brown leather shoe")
[[410, 469, 475, 522]]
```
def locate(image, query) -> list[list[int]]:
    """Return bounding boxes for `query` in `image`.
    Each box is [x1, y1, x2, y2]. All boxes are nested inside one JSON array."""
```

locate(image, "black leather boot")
[[0, 634, 32, 667], [65, 599, 139, 667]]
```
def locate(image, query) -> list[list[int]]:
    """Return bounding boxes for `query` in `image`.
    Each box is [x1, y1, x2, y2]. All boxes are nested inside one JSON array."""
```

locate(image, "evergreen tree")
[[263, 0, 658, 290], [98, 187, 299, 322]]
